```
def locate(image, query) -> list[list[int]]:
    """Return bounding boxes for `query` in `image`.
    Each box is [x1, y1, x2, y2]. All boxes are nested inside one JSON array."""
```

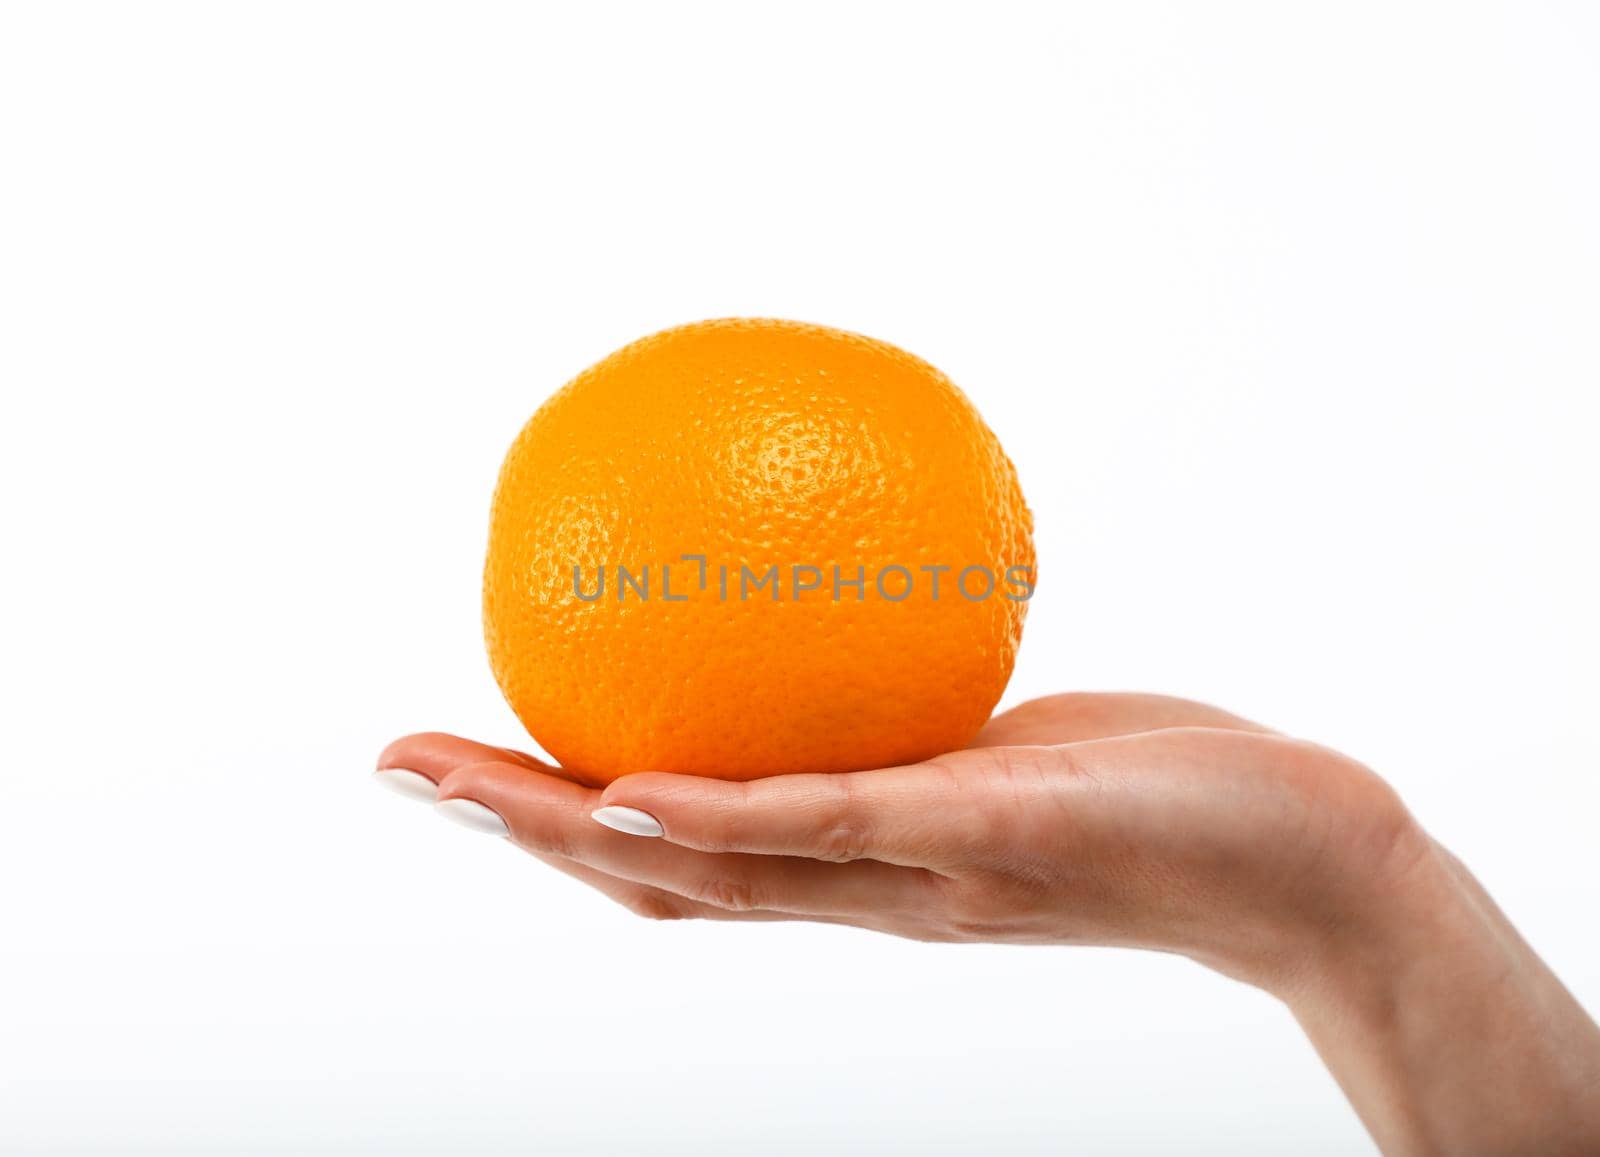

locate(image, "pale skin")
[[378, 693, 1600, 1155]]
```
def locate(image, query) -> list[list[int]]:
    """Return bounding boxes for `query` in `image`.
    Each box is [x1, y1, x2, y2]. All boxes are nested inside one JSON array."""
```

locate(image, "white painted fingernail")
[[592, 806, 663, 838], [373, 768, 438, 802], [434, 798, 510, 838]]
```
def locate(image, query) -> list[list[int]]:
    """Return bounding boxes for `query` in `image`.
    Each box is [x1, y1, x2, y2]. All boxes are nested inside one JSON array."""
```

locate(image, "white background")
[[2, 3, 1597, 1153]]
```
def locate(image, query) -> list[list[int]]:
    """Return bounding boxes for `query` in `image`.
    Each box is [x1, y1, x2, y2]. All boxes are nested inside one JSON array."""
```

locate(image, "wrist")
[[1273, 820, 1457, 1012], [1267, 827, 1600, 1154], [1188, 800, 1445, 1001]]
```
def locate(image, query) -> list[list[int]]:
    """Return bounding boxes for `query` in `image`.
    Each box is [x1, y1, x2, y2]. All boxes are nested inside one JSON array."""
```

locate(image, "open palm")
[[377, 691, 1417, 985]]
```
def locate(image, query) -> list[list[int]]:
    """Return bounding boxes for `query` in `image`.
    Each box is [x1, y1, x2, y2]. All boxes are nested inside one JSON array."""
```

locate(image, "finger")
[[375, 731, 570, 789], [439, 760, 939, 918], [972, 692, 1276, 748], [593, 751, 1006, 868], [593, 728, 1302, 877], [593, 699, 1276, 868], [525, 851, 808, 924]]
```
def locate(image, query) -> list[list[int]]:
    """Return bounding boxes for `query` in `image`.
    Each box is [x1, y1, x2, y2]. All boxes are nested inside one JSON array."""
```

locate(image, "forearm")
[[1281, 835, 1600, 1156]]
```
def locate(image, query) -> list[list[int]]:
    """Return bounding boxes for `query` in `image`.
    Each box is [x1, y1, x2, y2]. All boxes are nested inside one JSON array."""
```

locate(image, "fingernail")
[[434, 798, 510, 838], [592, 805, 664, 838], [373, 767, 438, 803]]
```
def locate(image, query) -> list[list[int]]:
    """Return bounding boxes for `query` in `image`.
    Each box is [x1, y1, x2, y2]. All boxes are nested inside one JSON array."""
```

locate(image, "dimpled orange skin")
[[483, 318, 1035, 786]]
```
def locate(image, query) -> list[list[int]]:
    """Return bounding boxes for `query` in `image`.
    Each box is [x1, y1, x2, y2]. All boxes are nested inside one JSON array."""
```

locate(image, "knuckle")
[[689, 824, 735, 855], [809, 776, 873, 861], [696, 875, 761, 912], [645, 782, 753, 854], [933, 874, 1021, 940], [512, 820, 575, 860], [621, 891, 689, 922], [938, 883, 1008, 939], [815, 818, 873, 862]]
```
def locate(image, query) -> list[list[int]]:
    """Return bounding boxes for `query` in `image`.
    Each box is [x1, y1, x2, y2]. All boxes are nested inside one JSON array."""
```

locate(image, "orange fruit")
[[484, 318, 1035, 785]]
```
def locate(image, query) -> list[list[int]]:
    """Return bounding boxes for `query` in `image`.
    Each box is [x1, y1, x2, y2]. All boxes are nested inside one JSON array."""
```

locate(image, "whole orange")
[[483, 318, 1035, 785]]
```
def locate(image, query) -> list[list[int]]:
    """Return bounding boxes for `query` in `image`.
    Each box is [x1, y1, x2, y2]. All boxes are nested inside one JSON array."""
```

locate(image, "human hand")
[[375, 692, 1416, 987], [376, 692, 1600, 1156]]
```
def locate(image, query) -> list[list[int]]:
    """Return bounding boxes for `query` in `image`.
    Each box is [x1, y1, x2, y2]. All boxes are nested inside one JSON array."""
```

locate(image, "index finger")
[[594, 752, 996, 868]]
